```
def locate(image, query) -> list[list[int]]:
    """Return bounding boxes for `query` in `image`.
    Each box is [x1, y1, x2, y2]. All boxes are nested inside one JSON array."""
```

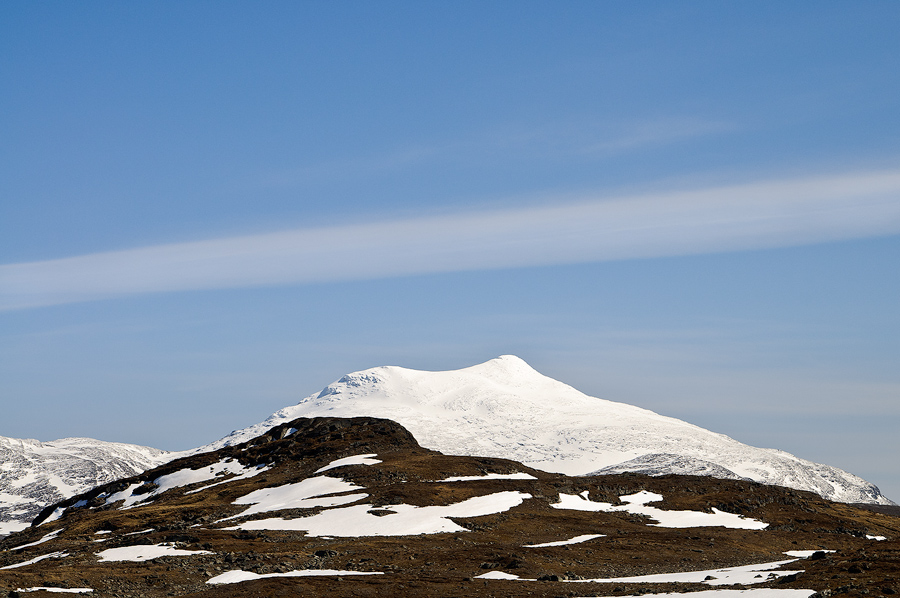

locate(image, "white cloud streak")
[[3, 169, 900, 310]]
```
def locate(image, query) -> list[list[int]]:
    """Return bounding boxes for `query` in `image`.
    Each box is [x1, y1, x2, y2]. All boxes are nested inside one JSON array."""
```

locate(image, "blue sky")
[[2, 2, 899, 500]]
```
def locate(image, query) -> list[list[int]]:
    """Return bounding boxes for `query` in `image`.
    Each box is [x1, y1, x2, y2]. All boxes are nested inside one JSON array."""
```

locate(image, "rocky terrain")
[[1, 416, 897, 597]]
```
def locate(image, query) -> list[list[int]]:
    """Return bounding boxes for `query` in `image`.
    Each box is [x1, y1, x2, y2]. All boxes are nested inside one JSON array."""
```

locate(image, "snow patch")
[[123, 528, 155, 536], [95, 543, 212, 562], [207, 569, 383, 584], [9, 528, 64, 551], [553, 490, 768, 529], [475, 571, 522, 580], [590, 591, 816, 598], [784, 550, 835, 558], [186, 463, 271, 495], [439, 473, 537, 482], [226, 491, 532, 537], [314, 454, 381, 473], [103, 483, 143, 508], [524, 534, 604, 547], [39, 506, 67, 525], [107, 460, 268, 508], [223, 476, 367, 521], [0, 551, 69, 570], [16, 588, 92, 594], [565, 559, 801, 585]]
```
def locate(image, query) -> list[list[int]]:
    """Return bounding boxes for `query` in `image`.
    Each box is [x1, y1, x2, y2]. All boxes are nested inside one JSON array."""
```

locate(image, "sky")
[[2, 2, 899, 501]]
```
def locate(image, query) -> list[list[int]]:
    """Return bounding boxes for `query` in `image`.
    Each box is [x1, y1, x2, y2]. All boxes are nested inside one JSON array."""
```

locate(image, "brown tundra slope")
[[1, 417, 898, 598]]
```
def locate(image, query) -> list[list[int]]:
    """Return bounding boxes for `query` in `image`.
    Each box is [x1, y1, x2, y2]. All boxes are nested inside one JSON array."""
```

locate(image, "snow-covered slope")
[[0, 436, 170, 536], [204, 355, 894, 506]]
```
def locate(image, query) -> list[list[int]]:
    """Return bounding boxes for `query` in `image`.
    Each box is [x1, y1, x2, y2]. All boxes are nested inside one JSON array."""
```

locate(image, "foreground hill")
[[1, 416, 897, 598], [204, 356, 893, 505]]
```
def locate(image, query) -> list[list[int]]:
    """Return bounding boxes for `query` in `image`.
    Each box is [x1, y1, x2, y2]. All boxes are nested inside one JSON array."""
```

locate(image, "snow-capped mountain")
[[204, 355, 894, 506], [1, 355, 892, 537], [0, 436, 170, 536]]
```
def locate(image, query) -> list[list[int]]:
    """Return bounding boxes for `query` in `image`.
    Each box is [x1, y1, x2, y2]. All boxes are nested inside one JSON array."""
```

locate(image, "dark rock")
[[163, 534, 198, 544]]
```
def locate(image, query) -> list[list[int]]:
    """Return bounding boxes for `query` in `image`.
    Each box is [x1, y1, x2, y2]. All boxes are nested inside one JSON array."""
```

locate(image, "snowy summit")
[[207, 355, 893, 506]]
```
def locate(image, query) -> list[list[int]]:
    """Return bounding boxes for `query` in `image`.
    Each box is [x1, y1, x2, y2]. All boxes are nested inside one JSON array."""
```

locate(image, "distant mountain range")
[[1, 356, 893, 536], [0, 436, 169, 536]]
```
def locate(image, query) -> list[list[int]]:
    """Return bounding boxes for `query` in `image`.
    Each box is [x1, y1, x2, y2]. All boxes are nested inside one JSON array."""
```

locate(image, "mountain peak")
[[468, 354, 540, 374], [207, 358, 893, 505], [326, 355, 544, 391]]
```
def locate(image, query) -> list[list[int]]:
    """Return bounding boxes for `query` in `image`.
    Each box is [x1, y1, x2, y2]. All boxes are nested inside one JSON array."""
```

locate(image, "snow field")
[[214, 462, 534, 537], [553, 490, 768, 529], [477, 559, 804, 586], [225, 491, 532, 537], [784, 550, 835, 558], [568, 559, 801, 585]]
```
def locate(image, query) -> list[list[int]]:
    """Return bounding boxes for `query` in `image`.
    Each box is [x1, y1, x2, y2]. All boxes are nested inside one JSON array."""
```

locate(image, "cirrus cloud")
[[3, 169, 900, 311]]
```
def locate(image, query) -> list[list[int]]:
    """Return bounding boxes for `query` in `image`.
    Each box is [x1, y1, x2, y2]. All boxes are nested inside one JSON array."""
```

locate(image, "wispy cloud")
[[467, 116, 734, 161], [578, 118, 735, 155], [259, 116, 732, 188], [3, 169, 900, 310]]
